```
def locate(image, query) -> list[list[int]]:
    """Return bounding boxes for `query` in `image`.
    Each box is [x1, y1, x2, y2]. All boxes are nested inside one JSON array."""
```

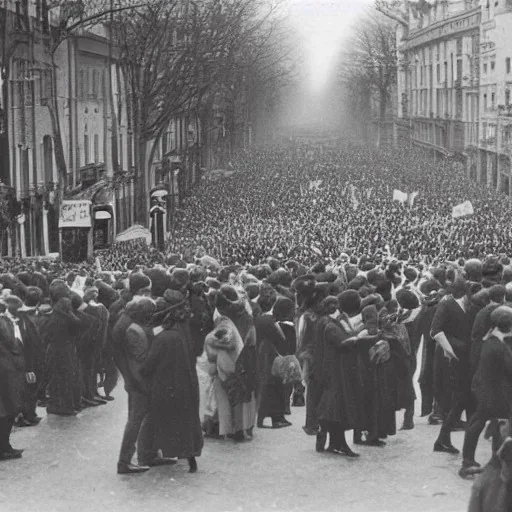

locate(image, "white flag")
[[408, 191, 419, 207], [452, 200, 474, 219], [393, 189, 408, 203]]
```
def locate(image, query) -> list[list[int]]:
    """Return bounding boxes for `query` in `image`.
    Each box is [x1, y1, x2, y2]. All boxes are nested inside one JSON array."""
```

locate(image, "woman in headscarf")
[[139, 290, 203, 473], [39, 280, 86, 416], [203, 308, 245, 440]]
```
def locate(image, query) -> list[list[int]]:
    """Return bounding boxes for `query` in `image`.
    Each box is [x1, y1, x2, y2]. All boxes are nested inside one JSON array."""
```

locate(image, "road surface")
[[1, 387, 482, 512]]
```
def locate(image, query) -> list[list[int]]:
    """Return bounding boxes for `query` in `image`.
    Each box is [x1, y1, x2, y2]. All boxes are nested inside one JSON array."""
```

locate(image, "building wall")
[[396, 1, 481, 160], [477, 0, 512, 192], [4, 1, 133, 256]]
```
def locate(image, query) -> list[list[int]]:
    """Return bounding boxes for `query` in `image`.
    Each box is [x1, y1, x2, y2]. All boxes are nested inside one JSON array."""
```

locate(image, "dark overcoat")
[[255, 313, 287, 418], [471, 335, 512, 418], [140, 324, 203, 459], [0, 317, 26, 417], [314, 315, 366, 430]]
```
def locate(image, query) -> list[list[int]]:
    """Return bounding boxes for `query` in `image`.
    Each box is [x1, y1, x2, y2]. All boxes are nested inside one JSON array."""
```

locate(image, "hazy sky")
[[288, 0, 374, 93]]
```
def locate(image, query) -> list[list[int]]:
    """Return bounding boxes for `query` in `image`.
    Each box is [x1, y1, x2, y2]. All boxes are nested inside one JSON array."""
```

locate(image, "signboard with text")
[[59, 200, 92, 228]]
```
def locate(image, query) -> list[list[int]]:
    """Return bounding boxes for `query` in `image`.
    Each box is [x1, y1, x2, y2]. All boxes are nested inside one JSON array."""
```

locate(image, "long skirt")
[[46, 342, 80, 412]]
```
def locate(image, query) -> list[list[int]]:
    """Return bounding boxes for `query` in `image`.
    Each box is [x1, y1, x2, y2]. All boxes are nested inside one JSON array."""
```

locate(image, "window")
[[437, 63, 441, 82], [94, 134, 99, 163], [484, 93, 488, 110], [491, 61, 495, 71], [491, 92, 495, 108], [456, 38, 462, 56], [457, 59, 462, 80], [77, 70, 84, 100], [506, 89, 511, 106], [483, 63, 488, 74], [92, 69, 99, 99], [84, 134, 89, 164], [119, 133, 124, 170], [506, 57, 511, 74]]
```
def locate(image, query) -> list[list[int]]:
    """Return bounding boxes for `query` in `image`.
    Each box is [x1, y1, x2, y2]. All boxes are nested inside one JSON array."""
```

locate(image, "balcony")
[[498, 104, 512, 118], [447, 121, 478, 152]]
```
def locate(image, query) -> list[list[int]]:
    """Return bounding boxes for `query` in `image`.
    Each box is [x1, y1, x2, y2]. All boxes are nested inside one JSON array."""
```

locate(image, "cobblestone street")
[[1, 386, 481, 512]]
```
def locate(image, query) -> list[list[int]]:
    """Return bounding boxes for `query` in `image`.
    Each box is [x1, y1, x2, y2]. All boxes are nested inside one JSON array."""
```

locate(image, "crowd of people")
[[0, 141, 511, 509]]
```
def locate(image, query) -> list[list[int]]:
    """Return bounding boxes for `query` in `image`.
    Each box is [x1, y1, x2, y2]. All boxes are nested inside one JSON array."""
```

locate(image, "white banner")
[[393, 189, 408, 203], [59, 200, 92, 228], [452, 200, 474, 219]]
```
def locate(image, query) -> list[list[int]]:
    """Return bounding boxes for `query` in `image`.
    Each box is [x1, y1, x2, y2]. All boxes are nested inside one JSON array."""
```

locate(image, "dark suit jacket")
[[0, 316, 26, 417], [470, 303, 500, 374]]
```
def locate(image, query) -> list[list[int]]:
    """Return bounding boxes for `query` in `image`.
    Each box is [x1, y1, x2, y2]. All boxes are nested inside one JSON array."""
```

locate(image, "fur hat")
[[361, 305, 379, 335], [419, 279, 440, 296], [268, 269, 292, 288], [129, 273, 151, 295], [163, 289, 187, 308], [347, 275, 367, 291], [337, 290, 361, 316], [216, 284, 241, 310], [464, 259, 482, 282], [319, 296, 339, 316], [169, 268, 189, 291], [491, 305, 512, 332], [258, 282, 277, 312], [24, 286, 43, 307], [245, 282, 260, 301], [273, 296, 295, 322], [206, 277, 221, 290], [126, 297, 157, 325], [396, 289, 420, 311], [94, 280, 118, 309], [403, 267, 418, 283], [310, 261, 326, 274], [267, 258, 281, 271], [345, 264, 359, 283], [49, 279, 70, 304], [488, 284, 506, 304], [145, 268, 171, 298]]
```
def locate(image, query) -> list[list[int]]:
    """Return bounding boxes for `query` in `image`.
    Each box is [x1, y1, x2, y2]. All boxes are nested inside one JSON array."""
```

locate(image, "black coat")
[[471, 335, 512, 418], [0, 317, 25, 417], [139, 324, 203, 459], [255, 314, 287, 418], [314, 315, 366, 430]]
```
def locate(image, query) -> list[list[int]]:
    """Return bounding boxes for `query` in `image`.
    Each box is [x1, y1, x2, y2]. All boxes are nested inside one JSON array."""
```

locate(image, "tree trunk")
[[135, 137, 147, 226], [47, 54, 68, 198]]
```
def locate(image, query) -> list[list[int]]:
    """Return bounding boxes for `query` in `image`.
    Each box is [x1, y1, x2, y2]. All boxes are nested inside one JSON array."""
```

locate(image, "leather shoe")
[[0, 449, 23, 461], [144, 457, 177, 467], [327, 446, 360, 458], [302, 426, 318, 436], [316, 431, 327, 452], [188, 457, 198, 473], [272, 421, 291, 429], [117, 462, 150, 475], [433, 441, 459, 454], [81, 398, 101, 407], [364, 439, 386, 447], [399, 422, 414, 431]]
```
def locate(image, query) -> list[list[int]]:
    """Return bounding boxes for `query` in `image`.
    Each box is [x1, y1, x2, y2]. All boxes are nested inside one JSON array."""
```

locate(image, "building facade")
[[0, 0, 133, 257], [477, 0, 512, 193], [396, 0, 481, 175], [396, 0, 512, 192]]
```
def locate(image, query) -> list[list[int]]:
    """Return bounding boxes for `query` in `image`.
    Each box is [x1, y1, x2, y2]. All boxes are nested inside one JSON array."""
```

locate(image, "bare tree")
[[39, 0, 143, 198], [339, 10, 397, 146]]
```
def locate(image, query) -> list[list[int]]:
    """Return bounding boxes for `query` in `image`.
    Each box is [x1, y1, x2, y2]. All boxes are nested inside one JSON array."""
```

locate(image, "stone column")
[[42, 208, 50, 255], [17, 214, 27, 259]]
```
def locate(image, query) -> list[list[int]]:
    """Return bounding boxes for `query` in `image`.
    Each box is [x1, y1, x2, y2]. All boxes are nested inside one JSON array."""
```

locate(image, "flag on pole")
[[452, 200, 474, 219], [393, 189, 408, 204], [408, 191, 419, 207]]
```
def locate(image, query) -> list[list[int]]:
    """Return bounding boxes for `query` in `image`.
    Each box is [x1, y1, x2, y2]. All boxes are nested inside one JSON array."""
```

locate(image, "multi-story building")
[[477, 0, 512, 193], [396, 0, 481, 175], [0, 0, 133, 257]]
